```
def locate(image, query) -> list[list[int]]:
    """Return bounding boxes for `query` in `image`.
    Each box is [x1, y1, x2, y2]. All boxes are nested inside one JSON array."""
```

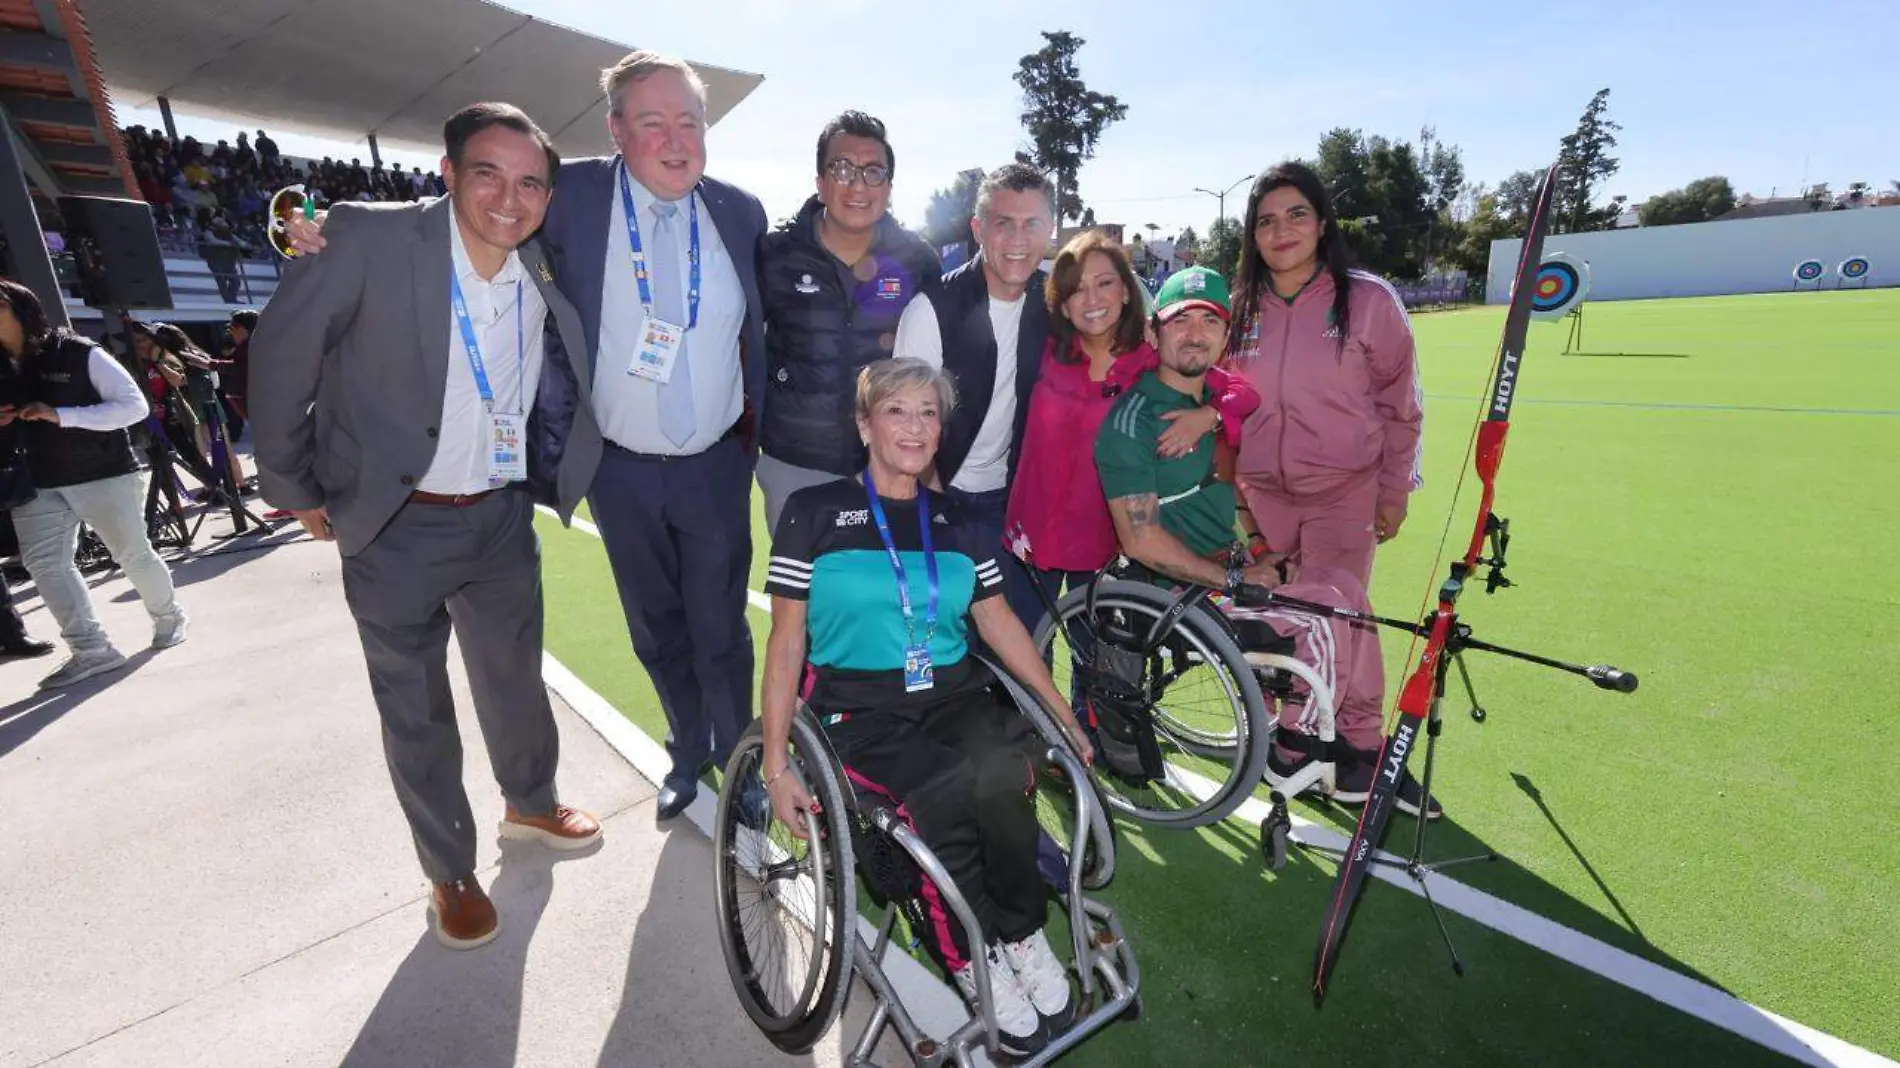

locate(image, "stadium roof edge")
[[87, 0, 763, 159]]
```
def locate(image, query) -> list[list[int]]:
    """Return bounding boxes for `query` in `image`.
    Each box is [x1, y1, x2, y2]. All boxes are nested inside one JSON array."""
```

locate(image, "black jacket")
[[760, 197, 942, 475], [929, 255, 1048, 488], [6, 333, 140, 490]]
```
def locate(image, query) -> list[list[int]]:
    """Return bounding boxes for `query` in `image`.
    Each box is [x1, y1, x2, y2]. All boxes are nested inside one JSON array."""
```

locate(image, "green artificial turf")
[[535, 288, 1899, 1065]]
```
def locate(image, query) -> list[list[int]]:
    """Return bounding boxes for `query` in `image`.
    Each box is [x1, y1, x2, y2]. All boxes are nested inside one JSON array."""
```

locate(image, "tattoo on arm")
[[1118, 494, 1159, 532]]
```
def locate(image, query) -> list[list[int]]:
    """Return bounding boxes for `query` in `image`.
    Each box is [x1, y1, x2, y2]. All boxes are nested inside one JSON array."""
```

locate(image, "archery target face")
[[1530, 252, 1589, 321], [1840, 257, 1871, 280], [1793, 259, 1826, 283]]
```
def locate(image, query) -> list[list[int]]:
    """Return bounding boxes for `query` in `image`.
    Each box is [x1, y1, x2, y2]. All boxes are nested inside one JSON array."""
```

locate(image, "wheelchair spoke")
[[1038, 584, 1268, 827]]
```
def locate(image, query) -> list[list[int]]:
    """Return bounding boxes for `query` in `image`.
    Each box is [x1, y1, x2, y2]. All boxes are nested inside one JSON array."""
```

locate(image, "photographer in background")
[[222, 309, 255, 434], [0, 280, 188, 689], [146, 322, 249, 496]]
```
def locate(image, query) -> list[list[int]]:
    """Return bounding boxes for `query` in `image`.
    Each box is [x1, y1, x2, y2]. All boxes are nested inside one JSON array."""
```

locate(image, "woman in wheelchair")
[[760, 358, 1098, 1060]]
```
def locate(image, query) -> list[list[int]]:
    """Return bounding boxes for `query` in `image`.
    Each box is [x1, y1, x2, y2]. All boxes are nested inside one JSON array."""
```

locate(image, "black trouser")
[[944, 484, 1043, 643], [826, 680, 1046, 971], [587, 435, 755, 783], [0, 577, 28, 645]]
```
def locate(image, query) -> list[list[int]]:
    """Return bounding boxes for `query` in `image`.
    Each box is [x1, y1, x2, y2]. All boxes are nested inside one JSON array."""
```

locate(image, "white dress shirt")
[[592, 165, 745, 456], [46, 346, 150, 432], [418, 219, 548, 495], [891, 290, 1026, 493]]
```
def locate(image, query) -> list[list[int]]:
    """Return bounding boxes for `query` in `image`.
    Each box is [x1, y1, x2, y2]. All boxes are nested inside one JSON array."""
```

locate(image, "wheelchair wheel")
[[1034, 578, 1270, 829], [713, 714, 856, 1054]]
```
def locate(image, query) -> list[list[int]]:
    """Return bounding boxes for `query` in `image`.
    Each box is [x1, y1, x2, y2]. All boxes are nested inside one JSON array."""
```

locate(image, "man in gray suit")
[[250, 102, 600, 952]]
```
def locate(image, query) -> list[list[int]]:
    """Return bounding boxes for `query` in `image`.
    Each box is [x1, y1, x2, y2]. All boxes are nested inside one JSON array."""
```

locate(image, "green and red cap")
[[1153, 266, 1231, 322]]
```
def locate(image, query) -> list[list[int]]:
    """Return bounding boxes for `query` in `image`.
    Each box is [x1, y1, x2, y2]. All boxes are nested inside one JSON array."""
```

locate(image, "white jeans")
[[11, 470, 181, 653]]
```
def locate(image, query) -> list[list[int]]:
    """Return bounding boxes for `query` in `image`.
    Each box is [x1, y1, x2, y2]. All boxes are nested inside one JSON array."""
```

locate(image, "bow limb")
[[1310, 160, 1562, 1004]]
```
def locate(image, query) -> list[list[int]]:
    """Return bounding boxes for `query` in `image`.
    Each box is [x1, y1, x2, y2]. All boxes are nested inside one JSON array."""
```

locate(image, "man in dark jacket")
[[756, 111, 941, 529]]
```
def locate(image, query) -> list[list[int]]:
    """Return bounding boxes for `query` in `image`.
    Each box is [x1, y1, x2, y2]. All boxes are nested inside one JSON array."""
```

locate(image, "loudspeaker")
[[56, 195, 172, 310]]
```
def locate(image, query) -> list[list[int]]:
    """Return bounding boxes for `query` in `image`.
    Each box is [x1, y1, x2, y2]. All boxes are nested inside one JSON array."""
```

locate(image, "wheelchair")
[[711, 655, 1140, 1067], [1029, 561, 1339, 845]]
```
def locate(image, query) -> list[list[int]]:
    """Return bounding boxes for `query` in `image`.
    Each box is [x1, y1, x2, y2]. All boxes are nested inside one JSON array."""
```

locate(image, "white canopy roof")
[[89, 0, 763, 157]]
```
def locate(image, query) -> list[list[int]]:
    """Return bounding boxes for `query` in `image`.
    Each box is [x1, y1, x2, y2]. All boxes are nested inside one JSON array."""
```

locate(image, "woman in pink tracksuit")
[[1224, 162, 1438, 817], [1004, 231, 1256, 632]]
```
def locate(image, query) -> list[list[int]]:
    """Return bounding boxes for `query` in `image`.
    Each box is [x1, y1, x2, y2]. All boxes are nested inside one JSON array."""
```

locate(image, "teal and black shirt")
[[766, 477, 1006, 713]]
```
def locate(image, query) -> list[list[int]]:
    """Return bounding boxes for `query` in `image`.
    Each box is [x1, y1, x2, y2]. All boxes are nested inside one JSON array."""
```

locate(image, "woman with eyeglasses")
[[1224, 162, 1428, 810], [755, 110, 942, 529], [1002, 230, 1257, 634]]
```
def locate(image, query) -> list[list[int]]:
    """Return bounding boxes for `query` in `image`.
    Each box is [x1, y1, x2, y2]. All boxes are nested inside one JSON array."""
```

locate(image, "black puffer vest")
[[929, 255, 1048, 488], [11, 334, 140, 490], [759, 196, 942, 475]]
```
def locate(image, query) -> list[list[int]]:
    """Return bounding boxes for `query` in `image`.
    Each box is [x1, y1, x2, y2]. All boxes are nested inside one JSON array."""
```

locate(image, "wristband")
[[765, 766, 791, 787]]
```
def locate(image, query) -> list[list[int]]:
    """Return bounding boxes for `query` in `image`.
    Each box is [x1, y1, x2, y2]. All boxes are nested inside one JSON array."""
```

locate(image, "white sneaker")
[[151, 609, 189, 650], [38, 646, 129, 690], [1001, 929, 1074, 1023], [952, 944, 1046, 1059]]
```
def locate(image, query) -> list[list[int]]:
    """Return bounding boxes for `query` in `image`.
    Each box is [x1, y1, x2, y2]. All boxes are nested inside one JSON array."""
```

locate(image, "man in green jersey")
[[1092, 266, 1442, 818]]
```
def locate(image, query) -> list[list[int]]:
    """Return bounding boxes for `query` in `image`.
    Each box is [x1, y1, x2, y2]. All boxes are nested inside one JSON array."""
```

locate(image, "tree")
[[1495, 169, 1543, 228], [1080, 206, 1097, 227], [1637, 176, 1736, 226], [1176, 225, 1198, 257], [1315, 127, 1369, 212], [1013, 30, 1128, 225], [1308, 129, 1434, 277], [1417, 126, 1466, 216], [1439, 191, 1514, 276], [1555, 88, 1623, 232], [922, 170, 981, 249], [1199, 216, 1243, 281], [1846, 181, 1871, 206]]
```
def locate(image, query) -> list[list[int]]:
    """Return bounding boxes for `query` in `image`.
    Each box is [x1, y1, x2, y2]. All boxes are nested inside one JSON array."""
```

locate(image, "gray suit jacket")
[[249, 197, 590, 557]]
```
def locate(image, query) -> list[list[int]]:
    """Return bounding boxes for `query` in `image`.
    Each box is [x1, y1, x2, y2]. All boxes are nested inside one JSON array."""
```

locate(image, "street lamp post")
[[1193, 174, 1254, 225]]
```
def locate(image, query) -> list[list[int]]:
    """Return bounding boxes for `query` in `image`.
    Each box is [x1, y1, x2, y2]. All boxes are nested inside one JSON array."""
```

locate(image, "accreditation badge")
[[628, 316, 685, 383], [488, 411, 527, 484], [903, 642, 935, 694]]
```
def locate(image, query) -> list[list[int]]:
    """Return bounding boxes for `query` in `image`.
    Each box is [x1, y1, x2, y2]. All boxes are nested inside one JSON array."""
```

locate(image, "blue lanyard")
[[449, 272, 524, 415], [861, 470, 938, 646], [618, 164, 700, 329]]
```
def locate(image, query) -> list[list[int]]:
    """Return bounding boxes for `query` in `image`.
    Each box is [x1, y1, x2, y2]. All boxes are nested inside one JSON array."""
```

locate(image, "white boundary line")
[[534, 505, 1893, 1068], [540, 650, 982, 1064]]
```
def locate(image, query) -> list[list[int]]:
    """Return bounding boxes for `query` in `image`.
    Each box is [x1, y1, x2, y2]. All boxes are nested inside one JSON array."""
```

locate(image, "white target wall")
[[1485, 207, 1900, 303]]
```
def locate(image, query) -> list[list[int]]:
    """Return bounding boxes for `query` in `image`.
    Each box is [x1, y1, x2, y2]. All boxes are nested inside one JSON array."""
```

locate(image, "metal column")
[[157, 95, 178, 142], [0, 120, 67, 329]]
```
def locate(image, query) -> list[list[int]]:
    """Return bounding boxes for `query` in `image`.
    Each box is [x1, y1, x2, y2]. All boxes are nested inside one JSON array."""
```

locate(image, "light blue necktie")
[[649, 200, 695, 447]]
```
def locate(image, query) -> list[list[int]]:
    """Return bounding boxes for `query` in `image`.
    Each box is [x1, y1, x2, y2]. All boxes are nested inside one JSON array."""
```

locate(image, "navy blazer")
[[532, 157, 768, 498]]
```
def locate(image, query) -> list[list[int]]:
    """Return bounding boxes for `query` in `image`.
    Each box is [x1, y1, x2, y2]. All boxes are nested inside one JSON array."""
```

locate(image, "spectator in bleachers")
[[120, 124, 446, 260]]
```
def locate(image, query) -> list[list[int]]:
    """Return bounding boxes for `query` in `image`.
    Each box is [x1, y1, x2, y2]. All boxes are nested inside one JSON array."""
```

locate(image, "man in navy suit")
[[533, 52, 768, 819]]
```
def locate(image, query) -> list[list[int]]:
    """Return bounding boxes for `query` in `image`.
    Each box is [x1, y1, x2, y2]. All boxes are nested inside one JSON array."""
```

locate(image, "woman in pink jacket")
[[1225, 162, 1428, 802], [1004, 231, 1257, 633]]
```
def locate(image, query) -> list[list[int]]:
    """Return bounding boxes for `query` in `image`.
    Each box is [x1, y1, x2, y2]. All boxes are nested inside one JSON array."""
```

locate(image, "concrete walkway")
[[0, 524, 920, 1068]]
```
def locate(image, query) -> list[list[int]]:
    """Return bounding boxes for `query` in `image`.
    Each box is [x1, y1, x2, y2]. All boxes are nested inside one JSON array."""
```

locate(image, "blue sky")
[[120, 0, 1896, 237]]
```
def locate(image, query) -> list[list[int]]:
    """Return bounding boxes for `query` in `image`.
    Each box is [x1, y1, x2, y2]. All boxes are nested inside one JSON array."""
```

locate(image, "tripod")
[[1290, 622, 1496, 977], [199, 392, 270, 539], [143, 429, 198, 550], [1235, 576, 1637, 977]]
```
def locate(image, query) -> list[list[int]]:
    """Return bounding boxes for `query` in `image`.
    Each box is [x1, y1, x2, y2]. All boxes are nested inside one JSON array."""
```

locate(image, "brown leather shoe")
[[429, 877, 499, 951], [499, 804, 602, 851]]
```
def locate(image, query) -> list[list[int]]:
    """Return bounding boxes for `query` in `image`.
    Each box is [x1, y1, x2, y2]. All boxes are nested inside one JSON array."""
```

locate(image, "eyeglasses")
[[824, 159, 891, 188]]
